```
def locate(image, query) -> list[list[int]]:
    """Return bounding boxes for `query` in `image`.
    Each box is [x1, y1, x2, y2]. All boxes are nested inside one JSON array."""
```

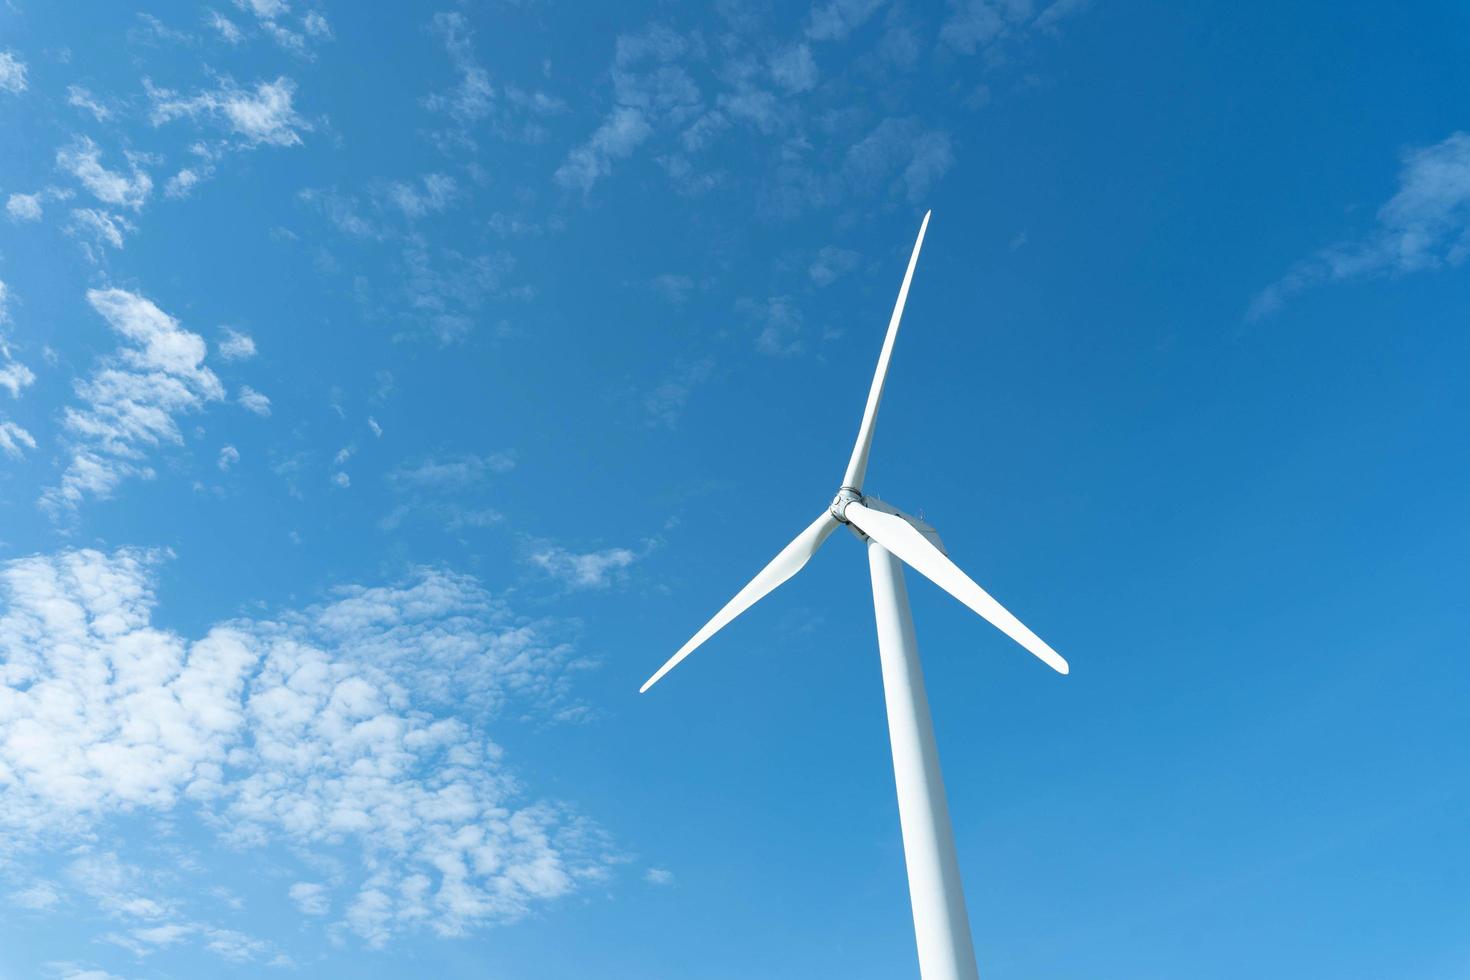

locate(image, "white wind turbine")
[[640, 211, 1068, 980]]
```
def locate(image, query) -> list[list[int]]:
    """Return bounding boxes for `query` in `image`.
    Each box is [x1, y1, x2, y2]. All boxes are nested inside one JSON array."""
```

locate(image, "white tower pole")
[[868, 539, 981, 980]]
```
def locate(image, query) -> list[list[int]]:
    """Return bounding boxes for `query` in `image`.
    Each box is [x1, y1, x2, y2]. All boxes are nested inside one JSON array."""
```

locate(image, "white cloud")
[[644, 357, 713, 428], [529, 544, 640, 590], [225, 0, 329, 55], [809, 245, 860, 286], [767, 116, 955, 216], [650, 273, 694, 306], [0, 280, 37, 407], [56, 138, 152, 211], [555, 25, 700, 194], [44, 965, 128, 980], [66, 209, 135, 259], [7, 192, 43, 222], [0, 50, 27, 94], [217, 445, 239, 471], [133, 12, 193, 44], [217, 327, 257, 360], [332, 470, 350, 488], [367, 417, 382, 438], [208, 11, 244, 43], [387, 452, 515, 491], [643, 867, 674, 886], [0, 358, 34, 397], [164, 167, 205, 200], [10, 880, 62, 910], [40, 289, 224, 516], [395, 235, 528, 343], [806, 0, 885, 41], [384, 174, 458, 218], [66, 852, 174, 921], [939, 0, 1091, 54], [1034, 0, 1094, 32], [422, 12, 558, 148], [555, 107, 653, 194], [426, 13, 493, 124], [235, 0, 287, 19], [148, 76, 308, 148], [380, 453, 513, 533], [939, 0, 1015, 53], [1250, 131, 1470, 319], [297, 187, 381, 240], [0, 547, 611, 951], [769, 44, 818, 94], [67, 85, 112, 121], [289, 882, 330, 916], [740, 295, 806, 357], [304, 12, 332, 39], [237, 385, 271, 416], [0, 421, 36, 459]]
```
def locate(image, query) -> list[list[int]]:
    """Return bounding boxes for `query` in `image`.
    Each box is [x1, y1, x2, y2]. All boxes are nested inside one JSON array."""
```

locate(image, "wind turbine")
[[640, 211, 1068, 980]]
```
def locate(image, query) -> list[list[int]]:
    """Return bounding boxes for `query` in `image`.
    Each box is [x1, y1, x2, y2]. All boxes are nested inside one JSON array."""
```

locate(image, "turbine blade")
[[640, 512, 841, 693], [841, 210, 932, 491], [844, 501, 1069, 675]]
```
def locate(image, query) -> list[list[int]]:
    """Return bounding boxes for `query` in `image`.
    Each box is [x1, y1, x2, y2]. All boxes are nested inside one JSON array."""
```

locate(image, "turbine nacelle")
[[832, 489, 947, 555]]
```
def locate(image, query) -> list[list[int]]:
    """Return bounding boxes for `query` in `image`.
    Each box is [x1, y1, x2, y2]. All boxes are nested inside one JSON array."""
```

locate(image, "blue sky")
[[1, 1, 1468, 977]]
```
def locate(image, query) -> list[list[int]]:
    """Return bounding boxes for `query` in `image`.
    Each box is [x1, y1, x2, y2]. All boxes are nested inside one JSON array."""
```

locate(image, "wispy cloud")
[[939, 0, 1092, 55], [207, 10, 244, 44], [1249, 131, 1470, 319], [741, 295, 807, 356], [224, 0, 332, 56], [382, 173, 459, 219], [425, 12, 564, 147], [217, 326, 256, 360], [769, 43, 819, 93], [66, 209, 135, 261], [425, 12, 493, 125], [529, 543, 642, 590], [644, 357, 714, 428], [56, 138, 152, 211], [237, 385, 271, 416], [388, 451, 516, 491], [147, 75, 308, 147], [381, 451, 515, 532], [650, 273, 695, 306], [555, 25, 700, 194], [809, 245, 860, 286], [0, 281, 37, 458], [40, 289, 224, 517], [0, 50, 27, 95], [289, 882, 330, 916], [6, 192, 44, 222], [806, 0, 885, 42]]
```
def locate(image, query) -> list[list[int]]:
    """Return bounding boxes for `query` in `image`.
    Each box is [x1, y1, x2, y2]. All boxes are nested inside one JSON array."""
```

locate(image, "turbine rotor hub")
[[830, 486, 864, 523]]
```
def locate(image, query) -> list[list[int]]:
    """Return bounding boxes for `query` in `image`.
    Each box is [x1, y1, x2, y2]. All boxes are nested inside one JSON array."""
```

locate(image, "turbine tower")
[[641, 211, 1068, 980]]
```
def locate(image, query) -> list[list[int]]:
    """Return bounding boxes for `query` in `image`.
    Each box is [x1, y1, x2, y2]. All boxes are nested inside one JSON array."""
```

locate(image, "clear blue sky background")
[[0, 2, 1467, 978]]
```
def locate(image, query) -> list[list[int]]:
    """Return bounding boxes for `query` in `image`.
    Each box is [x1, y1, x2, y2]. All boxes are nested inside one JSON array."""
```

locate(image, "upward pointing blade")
[[844, 500, 1069, 675], [640, 512, 841, 693], [841, 210, 932, 491]]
